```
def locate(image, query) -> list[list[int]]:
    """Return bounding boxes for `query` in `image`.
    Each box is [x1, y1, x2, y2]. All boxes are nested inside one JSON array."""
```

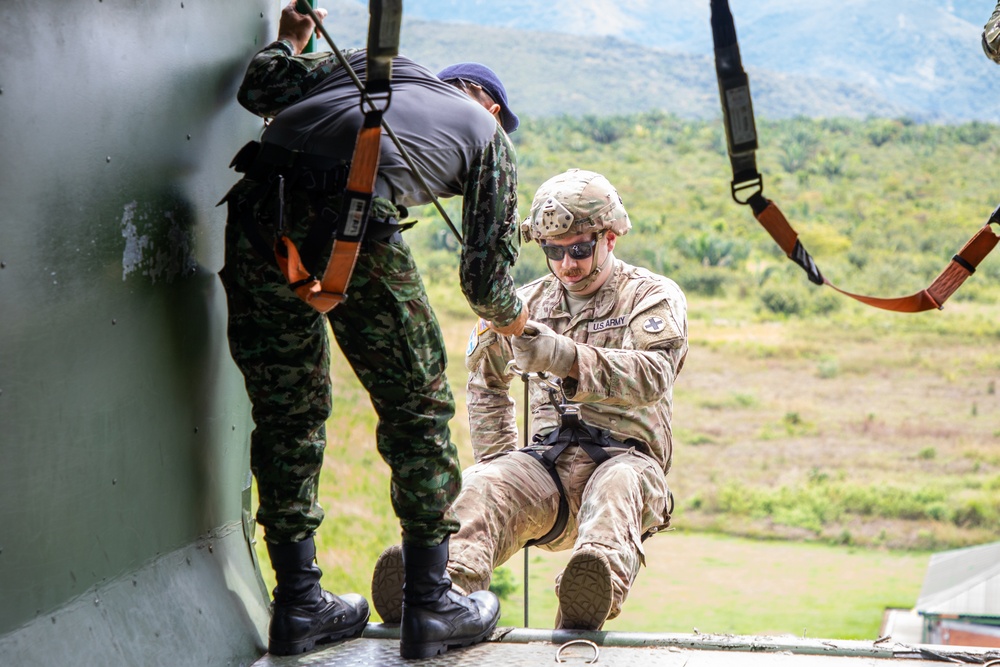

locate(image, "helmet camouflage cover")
[[521, 168, 631, 242]]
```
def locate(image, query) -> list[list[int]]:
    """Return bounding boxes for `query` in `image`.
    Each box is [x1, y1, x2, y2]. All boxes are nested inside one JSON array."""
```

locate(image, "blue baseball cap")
[[437, 62, 519, 133]]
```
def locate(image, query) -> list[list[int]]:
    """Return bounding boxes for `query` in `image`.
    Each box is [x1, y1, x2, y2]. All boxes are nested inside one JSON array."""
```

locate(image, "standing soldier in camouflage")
[[218, 1, 526, 659], [984, 2, 1000, 63], [372, 168, 688, 631]]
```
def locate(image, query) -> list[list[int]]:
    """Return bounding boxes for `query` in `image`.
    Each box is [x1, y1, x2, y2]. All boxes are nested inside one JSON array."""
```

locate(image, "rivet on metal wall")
[[111, 319, 117, 325], [106, 156, 111, 163], [1, 261, 6, 268], [186, 134, 191, 140]]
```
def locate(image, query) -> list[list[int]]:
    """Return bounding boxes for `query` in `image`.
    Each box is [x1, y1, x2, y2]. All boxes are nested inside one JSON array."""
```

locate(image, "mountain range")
[[318, 0, 1000, 123]]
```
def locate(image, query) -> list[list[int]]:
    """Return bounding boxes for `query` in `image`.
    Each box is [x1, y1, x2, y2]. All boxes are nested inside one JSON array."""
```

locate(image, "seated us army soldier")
[[371, 168, 688, 631]]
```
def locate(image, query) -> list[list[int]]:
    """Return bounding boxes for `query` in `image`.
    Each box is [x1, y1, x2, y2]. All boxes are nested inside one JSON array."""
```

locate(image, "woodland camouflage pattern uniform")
[[451, 170, 688, 623], [220, 41, 522, 549]]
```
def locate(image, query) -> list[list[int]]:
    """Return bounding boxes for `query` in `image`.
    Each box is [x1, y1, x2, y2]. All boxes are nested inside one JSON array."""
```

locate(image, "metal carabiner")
[[504, 361, 564, 393]]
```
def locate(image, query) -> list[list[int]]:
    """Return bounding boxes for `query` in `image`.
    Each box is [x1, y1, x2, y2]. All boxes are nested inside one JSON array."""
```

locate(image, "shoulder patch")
[[466, 318, 498, 371], [629, 299, 685, 351], [641, 315, 668, 333]]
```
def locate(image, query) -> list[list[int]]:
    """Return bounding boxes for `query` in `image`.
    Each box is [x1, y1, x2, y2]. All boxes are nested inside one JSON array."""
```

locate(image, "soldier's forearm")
[[237, 42, 349, 118]]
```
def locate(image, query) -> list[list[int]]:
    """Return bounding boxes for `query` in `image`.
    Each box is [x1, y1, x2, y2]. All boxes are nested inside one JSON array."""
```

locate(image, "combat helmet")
[[521, 169, 631, 243]]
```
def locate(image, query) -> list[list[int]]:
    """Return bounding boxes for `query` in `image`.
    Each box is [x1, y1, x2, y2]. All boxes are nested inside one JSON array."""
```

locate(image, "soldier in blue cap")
[[437, 62, 520, 134], [219, 1, 526, 659]]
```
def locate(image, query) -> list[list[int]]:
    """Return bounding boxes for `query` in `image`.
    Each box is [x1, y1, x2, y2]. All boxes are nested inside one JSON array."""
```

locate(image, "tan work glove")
[[511, 320, 577, 378], [489, 300, 529, 336], [984, 2, 1000, 63]]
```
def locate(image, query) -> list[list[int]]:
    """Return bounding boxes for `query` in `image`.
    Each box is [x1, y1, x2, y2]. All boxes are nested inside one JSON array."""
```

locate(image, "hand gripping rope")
[[710, 0, 999, 312]]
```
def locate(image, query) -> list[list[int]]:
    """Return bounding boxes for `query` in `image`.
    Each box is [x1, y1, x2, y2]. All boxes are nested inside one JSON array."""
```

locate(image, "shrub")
[[674, 265, 732, 296], [489, 566, 519, 601]]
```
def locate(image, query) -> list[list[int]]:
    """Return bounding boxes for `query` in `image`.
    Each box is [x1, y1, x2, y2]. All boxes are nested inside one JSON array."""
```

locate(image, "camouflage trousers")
[[446, 445, 672, 622], [219, 179, 461, 548]]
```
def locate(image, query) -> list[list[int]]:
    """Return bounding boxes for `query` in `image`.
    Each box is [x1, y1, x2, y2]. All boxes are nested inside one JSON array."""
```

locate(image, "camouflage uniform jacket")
[[466, 258, 688, 472], [233, 41, 523, 328]]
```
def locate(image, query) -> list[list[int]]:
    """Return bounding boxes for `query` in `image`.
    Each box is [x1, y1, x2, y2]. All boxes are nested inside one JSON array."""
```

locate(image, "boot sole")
[[268, 611, 370, 656], [398, 614, 499, 660], [558, 549, 613, 631], [371, 545, 404, 624]]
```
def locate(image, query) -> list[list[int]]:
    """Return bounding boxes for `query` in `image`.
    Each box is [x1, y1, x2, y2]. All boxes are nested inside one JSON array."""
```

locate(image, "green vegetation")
[[254, 113, 1000, 638]]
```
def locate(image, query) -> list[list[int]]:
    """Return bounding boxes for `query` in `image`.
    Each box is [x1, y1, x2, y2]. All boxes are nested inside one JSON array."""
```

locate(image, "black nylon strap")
[[518, 422, 634, 547], [519, 449, 571, 548], [952, 254, 976, 274], [711, 0, 760, 194]]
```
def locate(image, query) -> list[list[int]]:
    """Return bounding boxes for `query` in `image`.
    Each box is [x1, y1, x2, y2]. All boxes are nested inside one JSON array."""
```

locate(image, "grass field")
[[675, 295, 1000, 551], [499, 531, 929, 639]]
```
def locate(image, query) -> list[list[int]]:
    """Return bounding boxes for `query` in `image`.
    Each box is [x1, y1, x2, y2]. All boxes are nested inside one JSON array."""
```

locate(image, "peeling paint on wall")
[[121, 201, 150, 281], [120, 199, 197, 284]]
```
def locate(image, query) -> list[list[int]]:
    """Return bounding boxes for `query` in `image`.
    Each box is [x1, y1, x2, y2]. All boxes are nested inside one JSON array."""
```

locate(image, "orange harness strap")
[[712, 0, 999, 313], [754, 200, 1000, 313], [275, 112, 383, 314]]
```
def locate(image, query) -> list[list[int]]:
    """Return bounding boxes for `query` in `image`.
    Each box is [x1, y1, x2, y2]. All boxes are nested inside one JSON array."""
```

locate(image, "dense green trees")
[[407, 112, 1000, 314]]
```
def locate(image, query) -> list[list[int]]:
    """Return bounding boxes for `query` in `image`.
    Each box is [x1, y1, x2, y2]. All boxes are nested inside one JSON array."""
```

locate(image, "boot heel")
[[400, 640, 448, 660], [268, 636, 317, 656]]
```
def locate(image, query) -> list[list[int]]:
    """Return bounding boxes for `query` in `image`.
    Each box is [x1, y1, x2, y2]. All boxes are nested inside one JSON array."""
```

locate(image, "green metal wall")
[[0, 0, 276, 664]]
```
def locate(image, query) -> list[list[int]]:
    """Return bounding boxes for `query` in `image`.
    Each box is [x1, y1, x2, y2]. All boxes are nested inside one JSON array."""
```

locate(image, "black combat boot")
[[399, 537, 500, 659], [267, 537, 370, 655]]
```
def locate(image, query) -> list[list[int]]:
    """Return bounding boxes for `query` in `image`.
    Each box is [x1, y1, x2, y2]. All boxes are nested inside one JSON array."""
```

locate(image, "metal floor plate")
[[251, 625, 1000, 667]]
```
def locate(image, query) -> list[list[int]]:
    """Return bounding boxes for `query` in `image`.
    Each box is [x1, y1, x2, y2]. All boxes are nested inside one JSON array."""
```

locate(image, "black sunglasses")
[[540, 238, 598, 261]]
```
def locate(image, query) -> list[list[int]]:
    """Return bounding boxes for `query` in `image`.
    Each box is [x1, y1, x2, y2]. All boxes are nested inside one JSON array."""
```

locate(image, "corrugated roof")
[[917, 541, 1000, 616]]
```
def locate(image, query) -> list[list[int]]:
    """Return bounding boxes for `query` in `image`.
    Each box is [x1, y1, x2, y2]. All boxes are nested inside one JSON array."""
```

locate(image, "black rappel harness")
[[505, 361, 635, 549], [710, 0, 999, 312]]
